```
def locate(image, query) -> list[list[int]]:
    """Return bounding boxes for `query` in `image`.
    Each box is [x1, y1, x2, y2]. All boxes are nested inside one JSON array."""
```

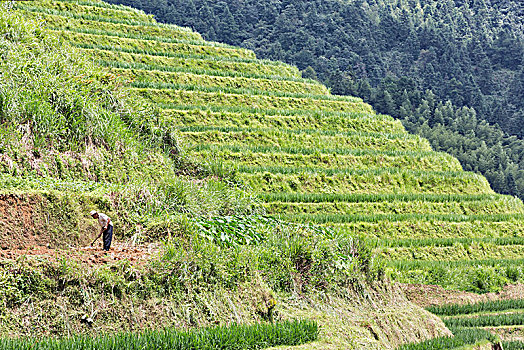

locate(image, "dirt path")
[[400, 283, 524, 308], [0, 241, 161, 266]]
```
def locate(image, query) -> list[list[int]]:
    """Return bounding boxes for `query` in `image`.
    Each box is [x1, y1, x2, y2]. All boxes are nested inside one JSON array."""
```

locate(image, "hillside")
[[2, 0, 524, 348], [107, 0, 524, 202]]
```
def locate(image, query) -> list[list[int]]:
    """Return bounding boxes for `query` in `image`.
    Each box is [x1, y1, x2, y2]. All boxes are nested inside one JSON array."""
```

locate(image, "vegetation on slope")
[[111, 0, 524, 200]]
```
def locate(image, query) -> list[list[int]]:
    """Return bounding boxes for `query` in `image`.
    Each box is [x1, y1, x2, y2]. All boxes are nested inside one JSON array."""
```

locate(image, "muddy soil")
[[0, 241, 161, 266]]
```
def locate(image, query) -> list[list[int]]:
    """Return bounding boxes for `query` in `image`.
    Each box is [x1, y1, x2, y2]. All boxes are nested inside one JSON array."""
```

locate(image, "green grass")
[[0, 320, 319, 350], [427, 299, 524, 316]]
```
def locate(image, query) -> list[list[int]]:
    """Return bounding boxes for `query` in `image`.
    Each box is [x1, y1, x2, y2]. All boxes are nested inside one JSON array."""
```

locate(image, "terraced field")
[[21, 0, 524, 293], [401, 299, 524, 349], [18, 0, 524, 347]]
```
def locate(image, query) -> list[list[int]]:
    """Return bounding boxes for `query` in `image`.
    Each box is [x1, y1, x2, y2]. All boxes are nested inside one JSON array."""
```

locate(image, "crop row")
[[192, 148, 461, 172], [131, 81, 365, 104], [237, 169, 492, 195], [190, 144, 453, 160], [178, 127, 428, 152], [21, 0, 154, 23], [136, 88, 368, 113], [161, 107, 403, 133], [22, 10, 203, 42], [399, 327, 495, 350], [54, 30, 255, 59], [444, 313, 524, 328], [502, 341, 524, 350], [0, 320, 318, 350], [59, 0, 153, 13], [90, 50, 300, 79], [114, 67, 328, 95], [263, 197, 523, 216], [331, 220, 524, 240], [102, 60, 313, 83], [427, 299, 524, 316], [259, 192, 506, 203], [17, 3, 198, 36], [282, 213, 524, 224], [379, 242, 524, 262], [374, 236, 524, 249], [388, 260, 524, 292]]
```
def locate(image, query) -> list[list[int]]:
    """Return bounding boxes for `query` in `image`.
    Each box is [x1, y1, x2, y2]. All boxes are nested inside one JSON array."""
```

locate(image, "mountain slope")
[[2, 0, 523, 348]]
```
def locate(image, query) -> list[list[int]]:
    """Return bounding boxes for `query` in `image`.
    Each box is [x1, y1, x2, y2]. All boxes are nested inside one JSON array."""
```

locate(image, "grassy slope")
[[2, 0, 523, 348]]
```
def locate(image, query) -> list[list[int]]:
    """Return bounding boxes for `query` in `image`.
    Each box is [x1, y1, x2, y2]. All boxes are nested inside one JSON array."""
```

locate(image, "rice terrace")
[[1, 0, 523, 349]]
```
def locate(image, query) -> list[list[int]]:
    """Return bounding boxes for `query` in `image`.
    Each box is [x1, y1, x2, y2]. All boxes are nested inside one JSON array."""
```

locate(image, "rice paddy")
[[15, 0, 524, 347]]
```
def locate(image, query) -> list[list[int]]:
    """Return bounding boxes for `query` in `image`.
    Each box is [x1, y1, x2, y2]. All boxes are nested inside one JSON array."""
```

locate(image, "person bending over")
[[90, 210, 113, 251]]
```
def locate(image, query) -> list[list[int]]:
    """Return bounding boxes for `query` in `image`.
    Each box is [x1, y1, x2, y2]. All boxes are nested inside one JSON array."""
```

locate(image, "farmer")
[[90, 210, 113, 251]]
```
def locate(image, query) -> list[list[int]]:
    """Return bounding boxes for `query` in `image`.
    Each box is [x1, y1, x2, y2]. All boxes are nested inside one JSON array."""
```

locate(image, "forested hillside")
[[104, 0, 524, 199]]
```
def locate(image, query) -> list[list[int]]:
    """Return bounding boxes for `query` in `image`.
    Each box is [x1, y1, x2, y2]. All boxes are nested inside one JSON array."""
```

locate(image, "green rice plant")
[[131, 81, 363, 103], [115, 68, 329, 95], [280, 213, 524, 224], [379, 242, 524, 262], [0, 320, 319, 349], [179, 127, 429, 152], [388, 260, 524, 292], [332, 220, 524, 240], [161, 107, 404, 133], [376, 236, 524, 249], [427, 298, 524, 316], [260, 192, 507, 203], [398, 327, 496, 350], [263, 196, 524, 216], [388, 257, 524, 269], [136, 88, 369, 114], [88, 50, 300, 78], [502, 341, 524, 350], [89, 50, 302, 81], [16, 3, 197, 33], [191, 147, 462, 172], [59, 0, 156, 14], [76, 43, 291, 68], [191, 144, 454, 161], [53, 26, 235, 49], [22, 0, 155, 23], [444, 312, 524, 328], [102, 59, 315, 83], [238, 169, 492, 195], [22, 10, 202, 41], [53, 30, 255, 59]]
